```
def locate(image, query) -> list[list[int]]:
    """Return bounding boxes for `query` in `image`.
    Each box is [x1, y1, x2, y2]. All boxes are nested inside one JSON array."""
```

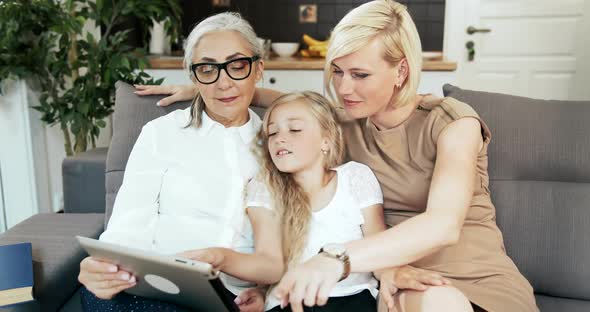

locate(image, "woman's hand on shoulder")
[[377, 265, 451, 310], [134, 84, 196, 106], [273, 254, 343, 312], [78, 256, 136, 299]]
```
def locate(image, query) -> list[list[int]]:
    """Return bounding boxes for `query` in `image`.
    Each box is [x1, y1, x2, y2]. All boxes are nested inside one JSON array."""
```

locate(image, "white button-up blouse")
[[100, 107, 262, 263]]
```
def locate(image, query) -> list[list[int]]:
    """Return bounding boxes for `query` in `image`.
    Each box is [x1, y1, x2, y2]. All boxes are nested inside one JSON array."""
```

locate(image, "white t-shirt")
[[100, 107, 261, 295], [245, 161, 384, 310]]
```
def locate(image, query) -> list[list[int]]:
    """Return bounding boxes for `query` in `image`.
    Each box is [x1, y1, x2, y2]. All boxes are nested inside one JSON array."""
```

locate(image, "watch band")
[[319, 247, 351, 282]]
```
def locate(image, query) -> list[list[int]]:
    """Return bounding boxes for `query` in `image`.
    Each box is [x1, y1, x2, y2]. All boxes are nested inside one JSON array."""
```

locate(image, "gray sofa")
[[0, 81, 588, 311]]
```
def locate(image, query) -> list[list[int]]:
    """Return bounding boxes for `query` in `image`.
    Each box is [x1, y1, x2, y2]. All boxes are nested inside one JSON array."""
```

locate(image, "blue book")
[[0, 242, 34, 307]]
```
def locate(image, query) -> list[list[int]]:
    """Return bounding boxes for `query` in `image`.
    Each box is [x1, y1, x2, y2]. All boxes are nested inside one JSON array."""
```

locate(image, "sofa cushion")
[[491, 180, 590, 300], [0, 213, 104, 311], [535, 294, 590, 312], [443, 84, 590, 300]]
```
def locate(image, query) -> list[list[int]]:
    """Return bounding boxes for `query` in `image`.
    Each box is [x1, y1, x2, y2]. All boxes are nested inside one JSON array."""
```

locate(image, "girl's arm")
[[223, 206, 284, 283], [358, 204, 387, 280], [179, 206, 284, 285]]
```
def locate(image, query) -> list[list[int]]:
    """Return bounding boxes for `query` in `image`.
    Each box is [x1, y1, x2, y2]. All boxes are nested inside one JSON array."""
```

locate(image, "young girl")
[[246, 91, 387, 311]]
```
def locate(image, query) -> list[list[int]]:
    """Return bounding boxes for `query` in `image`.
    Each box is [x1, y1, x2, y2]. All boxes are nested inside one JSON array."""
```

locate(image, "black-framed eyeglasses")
[[190, 56, 260, 84]]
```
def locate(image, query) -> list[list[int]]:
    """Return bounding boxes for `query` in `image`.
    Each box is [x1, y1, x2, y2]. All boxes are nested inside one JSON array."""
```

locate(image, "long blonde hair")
[[258, 91, 344, 265], [324, 0, 422, 109]]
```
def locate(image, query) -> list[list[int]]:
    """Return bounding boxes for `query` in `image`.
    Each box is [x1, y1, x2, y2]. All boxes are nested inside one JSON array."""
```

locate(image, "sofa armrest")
[[0, 213, 104, 311], [62, 148, 107, 213]]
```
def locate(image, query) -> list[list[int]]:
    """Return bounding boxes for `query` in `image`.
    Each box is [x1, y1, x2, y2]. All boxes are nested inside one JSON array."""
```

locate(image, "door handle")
[[466, 26, 491, 35]]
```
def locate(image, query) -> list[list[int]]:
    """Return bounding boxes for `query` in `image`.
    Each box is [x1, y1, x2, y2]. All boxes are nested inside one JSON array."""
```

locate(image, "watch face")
[[323, 243, 346, 256]]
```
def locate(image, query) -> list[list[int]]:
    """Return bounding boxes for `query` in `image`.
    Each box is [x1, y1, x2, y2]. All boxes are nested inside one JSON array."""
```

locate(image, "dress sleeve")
[[245, 178, 273, 210], [431, 97, 492, 146]]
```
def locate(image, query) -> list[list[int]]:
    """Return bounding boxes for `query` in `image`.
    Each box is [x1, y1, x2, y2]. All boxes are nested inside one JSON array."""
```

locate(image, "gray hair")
[[183, 12, 263, 73], [182, 12, 263, 128]]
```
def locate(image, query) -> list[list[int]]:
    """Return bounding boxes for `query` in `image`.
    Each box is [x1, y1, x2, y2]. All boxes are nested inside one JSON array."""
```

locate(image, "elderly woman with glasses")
[[77, 12, 283, 312]]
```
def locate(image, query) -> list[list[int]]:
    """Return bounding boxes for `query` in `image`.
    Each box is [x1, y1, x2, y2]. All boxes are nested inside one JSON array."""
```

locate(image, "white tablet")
[[76, 236, 238, 312]]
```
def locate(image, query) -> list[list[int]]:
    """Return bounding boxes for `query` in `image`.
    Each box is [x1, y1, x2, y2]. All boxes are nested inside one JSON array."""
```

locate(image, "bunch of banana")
[[300, 34, 329, 58]]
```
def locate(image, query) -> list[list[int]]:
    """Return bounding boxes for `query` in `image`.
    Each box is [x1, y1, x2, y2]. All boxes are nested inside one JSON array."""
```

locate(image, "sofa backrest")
[[443, 84, 590, 300], [109, 81, 590, 299]]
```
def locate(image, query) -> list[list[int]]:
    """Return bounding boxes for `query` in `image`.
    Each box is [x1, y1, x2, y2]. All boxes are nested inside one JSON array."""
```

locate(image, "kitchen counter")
[[148, 55, 457, 71]]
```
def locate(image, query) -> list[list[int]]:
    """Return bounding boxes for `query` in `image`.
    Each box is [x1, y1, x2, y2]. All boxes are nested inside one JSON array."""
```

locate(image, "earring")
[[321, 149, 328, 155]]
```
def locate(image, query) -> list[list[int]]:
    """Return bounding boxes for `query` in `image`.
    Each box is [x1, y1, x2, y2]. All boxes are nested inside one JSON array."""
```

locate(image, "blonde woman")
[[273, 1, 538, 312], [248, 91, 386, 311], [136, 1, 538, 312]]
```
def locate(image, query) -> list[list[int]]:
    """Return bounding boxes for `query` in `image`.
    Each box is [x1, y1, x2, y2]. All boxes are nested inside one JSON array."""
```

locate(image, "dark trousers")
[[80, 286, 237, 312], [269, 289, 376, 312]]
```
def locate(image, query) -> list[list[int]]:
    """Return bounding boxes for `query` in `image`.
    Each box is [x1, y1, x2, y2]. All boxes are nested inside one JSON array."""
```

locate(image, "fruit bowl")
[[271, 42, 300, 57]]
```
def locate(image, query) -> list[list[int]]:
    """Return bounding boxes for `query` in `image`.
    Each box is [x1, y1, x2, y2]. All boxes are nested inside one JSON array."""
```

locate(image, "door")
[[444, 0, 590, 101]]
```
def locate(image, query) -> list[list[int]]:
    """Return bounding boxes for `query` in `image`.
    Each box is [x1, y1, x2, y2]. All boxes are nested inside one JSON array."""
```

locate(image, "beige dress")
[[341, 96, 538, 312]]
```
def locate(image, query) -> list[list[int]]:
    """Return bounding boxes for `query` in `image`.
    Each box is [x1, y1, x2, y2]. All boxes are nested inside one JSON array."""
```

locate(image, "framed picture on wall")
[[299, 5, 317, 23]]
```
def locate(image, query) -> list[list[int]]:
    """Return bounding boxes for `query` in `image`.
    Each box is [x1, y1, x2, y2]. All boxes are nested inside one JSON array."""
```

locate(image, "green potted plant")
[[0, 0, 182, 155]]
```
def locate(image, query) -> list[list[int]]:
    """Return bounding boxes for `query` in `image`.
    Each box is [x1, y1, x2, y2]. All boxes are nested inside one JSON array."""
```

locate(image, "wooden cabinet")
[[259, 70, 324, 93]]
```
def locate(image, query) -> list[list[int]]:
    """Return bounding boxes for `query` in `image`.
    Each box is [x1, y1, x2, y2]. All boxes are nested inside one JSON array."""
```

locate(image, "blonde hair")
[[183, 12, 263, 128], [258, 91, 344, 265], [324, 0, 422, 109]]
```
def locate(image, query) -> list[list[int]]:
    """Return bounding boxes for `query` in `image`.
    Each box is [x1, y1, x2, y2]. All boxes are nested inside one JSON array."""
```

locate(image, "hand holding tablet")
[[77, 236, 239, 312]]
